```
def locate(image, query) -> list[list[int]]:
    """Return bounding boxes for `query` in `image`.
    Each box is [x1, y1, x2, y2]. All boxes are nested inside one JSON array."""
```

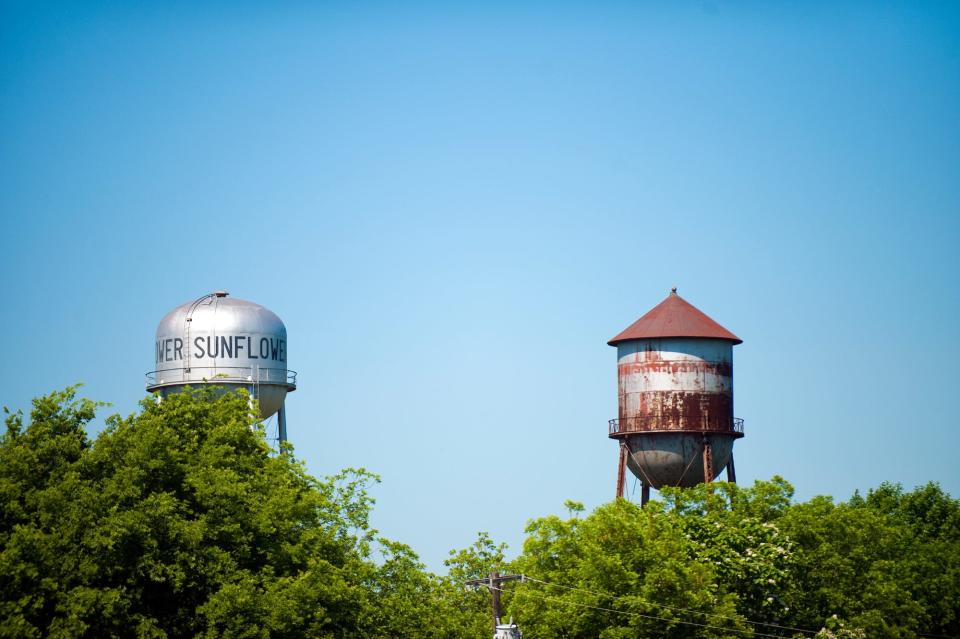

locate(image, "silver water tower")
[[146, 291, 297, 442]]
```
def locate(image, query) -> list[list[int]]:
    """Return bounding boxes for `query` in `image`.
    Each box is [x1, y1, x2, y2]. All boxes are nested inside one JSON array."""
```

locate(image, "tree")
[[778, 483, 960, 639], [436, 532, 513, 639], [659, 479, 799, 627], [508, 499, 749, 638], [508, 478, 960, 639], [0, 386, 380, 638], [358, 536, 494, 639], [4, 387, 959, 638]]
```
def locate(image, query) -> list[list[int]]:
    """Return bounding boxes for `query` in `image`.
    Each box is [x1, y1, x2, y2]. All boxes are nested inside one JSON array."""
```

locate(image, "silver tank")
[[146, 291, 296, 419]]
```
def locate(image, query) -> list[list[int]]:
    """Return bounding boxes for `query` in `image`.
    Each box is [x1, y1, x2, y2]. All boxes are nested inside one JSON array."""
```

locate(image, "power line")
[[522, 575, 819, 636], [492, 583, 800, 639]]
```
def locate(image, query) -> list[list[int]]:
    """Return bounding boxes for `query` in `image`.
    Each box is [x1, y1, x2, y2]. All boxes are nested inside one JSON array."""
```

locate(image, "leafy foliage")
[[509, 499, 748, 638], [2, 387, 958, 638], [779, 482, 960, 638], [506, 479, 960, 639], [660, 480, 798, 626], [1, 387, 380, 638]]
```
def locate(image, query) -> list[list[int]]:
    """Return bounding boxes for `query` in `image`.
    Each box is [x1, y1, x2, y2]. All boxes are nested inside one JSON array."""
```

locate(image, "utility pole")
[[465, 572, 524, 635]]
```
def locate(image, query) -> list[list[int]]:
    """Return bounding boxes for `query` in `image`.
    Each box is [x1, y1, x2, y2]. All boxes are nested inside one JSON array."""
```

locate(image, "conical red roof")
[[608, 289, 742, 345]]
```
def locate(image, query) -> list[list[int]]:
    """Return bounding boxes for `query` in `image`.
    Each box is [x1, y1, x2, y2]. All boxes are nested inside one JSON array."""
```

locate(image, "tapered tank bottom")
[[155, 383, 290, 419], [624, 433, 737, 488]]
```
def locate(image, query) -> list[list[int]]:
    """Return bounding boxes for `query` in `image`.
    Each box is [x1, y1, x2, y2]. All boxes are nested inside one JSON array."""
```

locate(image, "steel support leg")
[[702, 439, 714, 483], [726, 455, 737, 484], [278, 403, 287, 445], [641, 483, 651, 506], [616, 442, 628, 499]]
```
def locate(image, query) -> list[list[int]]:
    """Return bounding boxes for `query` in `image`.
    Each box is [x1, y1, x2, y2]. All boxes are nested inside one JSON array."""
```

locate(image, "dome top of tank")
[[156, 291, 286, 336], [608, 288, 742, 346]]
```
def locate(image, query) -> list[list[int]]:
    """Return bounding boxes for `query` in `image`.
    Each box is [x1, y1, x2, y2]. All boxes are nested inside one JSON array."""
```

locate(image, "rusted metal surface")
[[610, 418, 743, 436], [608, 289, 741, 346], [609, 291, 744, 493], [702, 439, 714, 483], [613, 337, 737, 436], [623, 432, 737, 488], [616, 443, 628, 499]]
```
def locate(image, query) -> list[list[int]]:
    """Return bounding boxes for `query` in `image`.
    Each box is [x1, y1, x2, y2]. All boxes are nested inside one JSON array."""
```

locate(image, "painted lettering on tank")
[[205, 336, 218, 358], [155, 338, 186, 363], [219, 335, 233, 358], [157, 335, 287, 362]]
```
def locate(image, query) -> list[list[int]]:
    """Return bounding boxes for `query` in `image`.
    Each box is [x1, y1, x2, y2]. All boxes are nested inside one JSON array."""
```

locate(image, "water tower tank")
[[146, 291, 296, 440], [608, 289, 742, 503]]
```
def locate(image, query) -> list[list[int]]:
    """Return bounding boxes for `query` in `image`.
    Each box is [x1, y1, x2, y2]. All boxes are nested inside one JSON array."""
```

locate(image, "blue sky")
[[2, 1, 958, 571]]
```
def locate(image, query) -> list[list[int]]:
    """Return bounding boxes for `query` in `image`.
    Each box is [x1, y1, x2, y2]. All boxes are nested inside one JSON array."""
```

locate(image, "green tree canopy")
[[508, 498, 749, 638], [3, 387, 958, 639], [1, 387, 393, 638], [504, 479, 960, 639]]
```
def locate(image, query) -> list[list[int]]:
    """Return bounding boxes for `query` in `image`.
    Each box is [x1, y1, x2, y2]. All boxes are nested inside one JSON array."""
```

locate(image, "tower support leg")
[[278, 402, 287, 445], [641, 483, 651, 506], [726, 455, 737, 484], [702, 439, 714, 483], [616, 442, 628, 499]]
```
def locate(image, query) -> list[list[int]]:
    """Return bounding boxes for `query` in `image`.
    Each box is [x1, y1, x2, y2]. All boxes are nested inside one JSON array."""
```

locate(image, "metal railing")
[[146, 366, 297, 388], [609, 416, 744, 436]]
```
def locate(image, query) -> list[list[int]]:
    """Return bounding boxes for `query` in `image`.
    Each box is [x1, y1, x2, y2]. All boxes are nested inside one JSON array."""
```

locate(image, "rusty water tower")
[[608, 288, 742, 504], [146, 291, 296, 443]]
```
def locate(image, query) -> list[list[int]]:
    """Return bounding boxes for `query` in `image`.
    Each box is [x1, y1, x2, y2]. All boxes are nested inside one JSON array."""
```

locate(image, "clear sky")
[[2, 1, 958, 571]]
